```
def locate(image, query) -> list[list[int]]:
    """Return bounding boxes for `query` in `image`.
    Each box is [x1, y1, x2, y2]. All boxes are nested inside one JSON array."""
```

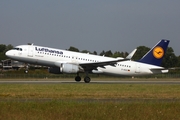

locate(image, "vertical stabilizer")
[[138, 39, 170, 66]]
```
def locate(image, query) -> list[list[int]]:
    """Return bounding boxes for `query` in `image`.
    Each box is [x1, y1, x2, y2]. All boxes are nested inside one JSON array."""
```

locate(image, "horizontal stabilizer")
[[150, 68, 169, 73]]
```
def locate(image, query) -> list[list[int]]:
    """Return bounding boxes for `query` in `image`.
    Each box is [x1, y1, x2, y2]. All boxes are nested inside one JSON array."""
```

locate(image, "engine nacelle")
[[61, 63, 79, 73], [48, 63, 80, 74]]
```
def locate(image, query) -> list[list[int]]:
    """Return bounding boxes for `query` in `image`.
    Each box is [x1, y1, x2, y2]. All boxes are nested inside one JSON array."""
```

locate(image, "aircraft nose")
[[5, 50, 13, 57]]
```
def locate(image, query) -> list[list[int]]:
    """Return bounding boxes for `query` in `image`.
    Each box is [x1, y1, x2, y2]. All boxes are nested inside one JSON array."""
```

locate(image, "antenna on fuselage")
[[27, 43, 34, 45]]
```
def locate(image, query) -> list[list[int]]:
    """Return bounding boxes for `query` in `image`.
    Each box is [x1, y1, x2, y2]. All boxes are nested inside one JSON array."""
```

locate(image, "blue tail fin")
[[138, 39, 170, 66]]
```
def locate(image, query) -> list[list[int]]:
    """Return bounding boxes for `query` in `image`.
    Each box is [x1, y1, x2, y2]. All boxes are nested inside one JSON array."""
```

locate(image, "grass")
[[0, 82, 180, 120], [0, 100, 180, 120], [0, 84, 180, 99]]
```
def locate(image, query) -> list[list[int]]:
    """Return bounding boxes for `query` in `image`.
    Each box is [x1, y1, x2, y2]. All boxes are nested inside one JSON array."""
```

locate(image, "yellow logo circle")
[[153, 46, 164, 59]]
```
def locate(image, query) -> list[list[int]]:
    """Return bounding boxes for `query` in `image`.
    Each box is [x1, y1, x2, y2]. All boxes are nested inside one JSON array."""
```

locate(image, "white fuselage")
[[6, 45, 168, 76]]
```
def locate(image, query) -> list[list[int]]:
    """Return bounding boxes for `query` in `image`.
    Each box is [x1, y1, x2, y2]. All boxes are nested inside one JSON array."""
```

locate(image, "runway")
[[0, 80, 180, 84]]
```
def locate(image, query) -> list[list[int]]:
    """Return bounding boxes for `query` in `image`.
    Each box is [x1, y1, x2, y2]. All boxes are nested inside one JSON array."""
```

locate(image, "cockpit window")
[[13, 48, 22, 51]]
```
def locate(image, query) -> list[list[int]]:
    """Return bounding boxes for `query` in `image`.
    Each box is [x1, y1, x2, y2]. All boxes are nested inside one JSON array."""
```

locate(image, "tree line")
[[68, 46, 180, 68], [0, 44, 179, 68]]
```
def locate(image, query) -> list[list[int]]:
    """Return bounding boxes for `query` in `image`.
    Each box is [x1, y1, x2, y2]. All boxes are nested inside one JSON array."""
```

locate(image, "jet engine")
[[48, 63, 80, 74]]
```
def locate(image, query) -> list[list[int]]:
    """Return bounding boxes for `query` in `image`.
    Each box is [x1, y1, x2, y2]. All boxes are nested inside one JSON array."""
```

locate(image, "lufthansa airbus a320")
[[6, 39, 169, 83]]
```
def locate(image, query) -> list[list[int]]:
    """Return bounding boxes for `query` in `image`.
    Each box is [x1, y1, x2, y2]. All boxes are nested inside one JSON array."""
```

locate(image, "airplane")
[[5, 39, 169, 83]]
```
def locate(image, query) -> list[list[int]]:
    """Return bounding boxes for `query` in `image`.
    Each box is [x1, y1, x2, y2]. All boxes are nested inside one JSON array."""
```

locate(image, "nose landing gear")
[[24, 65, 29, 74]]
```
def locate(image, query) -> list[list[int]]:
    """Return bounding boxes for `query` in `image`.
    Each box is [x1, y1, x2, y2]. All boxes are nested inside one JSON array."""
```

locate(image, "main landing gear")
[[75, 73, 91, 83], [84, 76, 91, 83]]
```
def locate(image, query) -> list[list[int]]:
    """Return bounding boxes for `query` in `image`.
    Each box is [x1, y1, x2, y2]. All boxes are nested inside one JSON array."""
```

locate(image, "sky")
[[0, 0, 180, 55]]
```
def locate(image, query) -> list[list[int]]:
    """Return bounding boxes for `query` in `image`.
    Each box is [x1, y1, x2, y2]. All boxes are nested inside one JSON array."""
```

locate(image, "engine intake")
[[48, 67, 62, 74]]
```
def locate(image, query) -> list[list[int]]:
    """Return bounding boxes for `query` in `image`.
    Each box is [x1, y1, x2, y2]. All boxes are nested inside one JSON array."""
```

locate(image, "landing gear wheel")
[[24, 70, 28, 74], [75, 76, 81, 82], [84, 76, 91, 83]]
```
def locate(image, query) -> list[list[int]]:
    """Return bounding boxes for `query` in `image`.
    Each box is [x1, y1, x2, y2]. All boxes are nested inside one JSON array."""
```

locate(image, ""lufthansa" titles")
[[35, 47, 63, 54]]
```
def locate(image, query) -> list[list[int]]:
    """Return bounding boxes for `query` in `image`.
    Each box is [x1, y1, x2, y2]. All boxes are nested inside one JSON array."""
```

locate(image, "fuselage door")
[[135, 63, 140, 73], [28, 46, 33, 57]]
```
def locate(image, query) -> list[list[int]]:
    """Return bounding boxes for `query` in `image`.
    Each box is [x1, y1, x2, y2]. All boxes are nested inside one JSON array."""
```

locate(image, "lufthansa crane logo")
[[153, 46, 164, 59]]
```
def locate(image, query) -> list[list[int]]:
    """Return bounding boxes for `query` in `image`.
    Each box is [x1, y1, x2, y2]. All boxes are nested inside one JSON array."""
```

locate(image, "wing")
[[54, 49, 136, 72], [79, 58, 129, 71], [79, 48, 137, 71]]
